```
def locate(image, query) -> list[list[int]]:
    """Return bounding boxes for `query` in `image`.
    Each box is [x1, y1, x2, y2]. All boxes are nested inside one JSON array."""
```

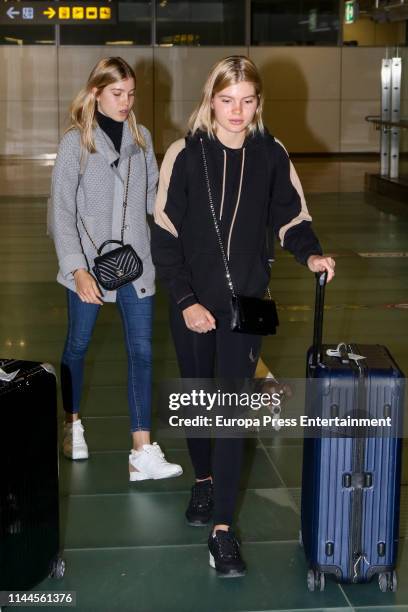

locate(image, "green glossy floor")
[[1, 175, 408, 610]]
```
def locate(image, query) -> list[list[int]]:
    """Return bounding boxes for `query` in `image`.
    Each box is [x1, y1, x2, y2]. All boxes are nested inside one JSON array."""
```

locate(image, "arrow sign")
[[7, 7, 20, 19], [43, 7, 56, 19], [0, 2, 116, 25]]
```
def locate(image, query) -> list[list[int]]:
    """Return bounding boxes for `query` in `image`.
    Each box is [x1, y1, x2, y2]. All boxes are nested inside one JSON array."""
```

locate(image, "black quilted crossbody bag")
[[79, 157, 143, 291]]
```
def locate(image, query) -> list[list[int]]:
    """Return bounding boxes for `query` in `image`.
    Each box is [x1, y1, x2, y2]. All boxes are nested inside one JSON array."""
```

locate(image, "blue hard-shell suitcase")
[[300, 273, 405, 592]]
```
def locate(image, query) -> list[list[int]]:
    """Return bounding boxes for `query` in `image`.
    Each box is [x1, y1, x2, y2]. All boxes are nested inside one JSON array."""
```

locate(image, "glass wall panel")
[[343, 13, 406, 47], [156, 0, 245, 46], [251, 0, 340, 46], [0, 25, 55, 45], [60, 1, 151, 45], [3, 0, 405, 48]]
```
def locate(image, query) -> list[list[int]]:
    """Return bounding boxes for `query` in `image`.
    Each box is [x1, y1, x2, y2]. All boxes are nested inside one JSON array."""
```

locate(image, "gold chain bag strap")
[[79, 157, 143, 291], [200, 138, 278, 336]]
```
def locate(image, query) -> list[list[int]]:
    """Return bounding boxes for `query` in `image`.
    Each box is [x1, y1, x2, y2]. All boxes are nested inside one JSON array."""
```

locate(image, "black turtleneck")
[[96, 110, 124, 165]]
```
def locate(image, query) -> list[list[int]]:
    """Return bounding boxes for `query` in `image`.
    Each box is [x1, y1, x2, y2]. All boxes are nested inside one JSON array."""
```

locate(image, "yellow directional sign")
[[86, 7, 98, 20], [59, 7, 71, 19], [43, 7, 56, 20], [100, 7, 111, 20], [72, 7, 84, 20], [0, 2, 116, 25]]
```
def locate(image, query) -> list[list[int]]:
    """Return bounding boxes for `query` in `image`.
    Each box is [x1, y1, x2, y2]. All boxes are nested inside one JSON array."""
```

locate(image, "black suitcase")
[[300, 273, 405, 592], [0, 359, 65, 590]]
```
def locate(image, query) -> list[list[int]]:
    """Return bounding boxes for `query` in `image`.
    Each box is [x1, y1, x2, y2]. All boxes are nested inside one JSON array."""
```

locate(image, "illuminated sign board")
[[0, 2, 116, 25], [345, 0, 358, 24]]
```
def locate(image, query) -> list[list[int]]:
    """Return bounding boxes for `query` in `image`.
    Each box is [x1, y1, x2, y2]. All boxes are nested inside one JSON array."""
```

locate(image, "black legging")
[[169, 301, 262, 525]]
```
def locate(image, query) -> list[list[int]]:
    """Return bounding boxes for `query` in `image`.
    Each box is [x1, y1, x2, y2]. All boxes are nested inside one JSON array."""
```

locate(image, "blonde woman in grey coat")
[[50, 57, 182, 481]]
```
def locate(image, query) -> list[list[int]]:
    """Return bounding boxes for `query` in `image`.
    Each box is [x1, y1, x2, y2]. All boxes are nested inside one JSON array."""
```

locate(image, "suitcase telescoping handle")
[[311, 271, 328, 366]]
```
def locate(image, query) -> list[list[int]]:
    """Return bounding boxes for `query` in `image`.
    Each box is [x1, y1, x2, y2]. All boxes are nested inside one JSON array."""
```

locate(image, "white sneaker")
[[63, 419, 89, 460], [129, 443, 183, 482]]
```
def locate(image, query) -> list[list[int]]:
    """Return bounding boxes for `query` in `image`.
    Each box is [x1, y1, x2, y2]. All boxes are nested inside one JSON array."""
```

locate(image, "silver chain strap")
[[78, 156, 131, 253], [200, 138, 236, 298], [120, 156, 132, 244], [200, 138, 272, 301]]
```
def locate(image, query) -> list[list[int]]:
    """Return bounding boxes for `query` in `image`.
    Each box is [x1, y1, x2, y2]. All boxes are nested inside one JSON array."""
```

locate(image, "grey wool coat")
[[50, 122, 158, 302]]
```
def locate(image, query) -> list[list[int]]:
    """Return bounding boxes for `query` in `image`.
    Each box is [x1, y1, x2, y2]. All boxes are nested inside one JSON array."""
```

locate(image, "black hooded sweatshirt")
[[151, 129, 322, 315]]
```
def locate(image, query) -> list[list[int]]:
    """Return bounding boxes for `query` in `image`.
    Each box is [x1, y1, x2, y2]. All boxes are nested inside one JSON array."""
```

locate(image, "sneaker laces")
[[191, 482, 212, 509], [64, 421, 83, 435], [214, 530, 240, 560], [146, 443, 166, 463], [73, 422, 84, 436]]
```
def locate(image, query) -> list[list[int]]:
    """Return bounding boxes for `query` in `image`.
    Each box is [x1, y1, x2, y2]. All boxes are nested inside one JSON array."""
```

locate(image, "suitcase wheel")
[[307, 568, 325, 592], [378, 570, 397, 593], [49, 556, 66, 580]]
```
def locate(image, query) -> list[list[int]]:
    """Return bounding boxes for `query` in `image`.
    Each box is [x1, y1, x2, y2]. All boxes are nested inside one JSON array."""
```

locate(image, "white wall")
[[57, 47, 154, 136], [0, 46, 58, 156], [250, 47, 341, 153], [153, 46, 246, 152], [0, 45, 400, 156]]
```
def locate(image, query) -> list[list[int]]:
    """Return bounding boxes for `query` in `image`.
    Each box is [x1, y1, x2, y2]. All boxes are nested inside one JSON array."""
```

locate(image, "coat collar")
[[94, 121, 141, 181]]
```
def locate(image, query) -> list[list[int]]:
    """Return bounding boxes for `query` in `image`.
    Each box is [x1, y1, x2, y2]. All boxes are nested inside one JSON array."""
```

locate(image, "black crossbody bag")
[[200, 138, 279, 336], [79, 157, 143, 291]]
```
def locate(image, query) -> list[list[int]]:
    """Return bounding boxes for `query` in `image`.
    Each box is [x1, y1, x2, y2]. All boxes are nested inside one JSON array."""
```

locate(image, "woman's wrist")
[[306, 254, 319, 266], [73, 268, 86, 277]]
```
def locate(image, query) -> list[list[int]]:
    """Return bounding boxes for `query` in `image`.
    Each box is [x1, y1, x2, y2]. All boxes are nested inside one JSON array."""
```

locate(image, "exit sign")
[[0, 2, 116, 25], [345, 0, 358, 24]]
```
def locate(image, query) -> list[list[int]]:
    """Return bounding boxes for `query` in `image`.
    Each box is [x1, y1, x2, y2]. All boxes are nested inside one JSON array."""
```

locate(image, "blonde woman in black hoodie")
[[152, 56, 335, 577]]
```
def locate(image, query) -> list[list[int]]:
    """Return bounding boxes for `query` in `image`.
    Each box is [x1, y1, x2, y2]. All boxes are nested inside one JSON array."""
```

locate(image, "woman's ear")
[[91, 87, 98, 100]]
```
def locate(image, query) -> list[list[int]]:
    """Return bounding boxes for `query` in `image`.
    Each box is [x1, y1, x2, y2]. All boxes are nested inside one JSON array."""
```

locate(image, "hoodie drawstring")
[[227, 147, 245, 260], [219, 149, 227, 221]]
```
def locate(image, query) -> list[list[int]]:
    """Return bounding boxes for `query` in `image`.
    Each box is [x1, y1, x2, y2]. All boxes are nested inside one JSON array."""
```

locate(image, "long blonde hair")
[[188, 56, 264, 137], [67, 56, 146, 152]]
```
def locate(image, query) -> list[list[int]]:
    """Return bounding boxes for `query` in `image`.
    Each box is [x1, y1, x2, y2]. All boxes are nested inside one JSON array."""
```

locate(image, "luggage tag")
[[326, 343, 366, 365], [0, 367, 20, 382], [353, 554, 370, 580]]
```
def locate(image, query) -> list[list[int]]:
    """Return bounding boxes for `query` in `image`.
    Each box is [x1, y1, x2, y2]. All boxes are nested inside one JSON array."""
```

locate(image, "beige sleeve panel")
[[153, 138, 186, 238], [274, 138, 312, 247]]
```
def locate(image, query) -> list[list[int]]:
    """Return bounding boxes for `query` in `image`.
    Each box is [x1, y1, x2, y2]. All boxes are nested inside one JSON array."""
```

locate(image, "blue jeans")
[[61, 284, 153, 432]]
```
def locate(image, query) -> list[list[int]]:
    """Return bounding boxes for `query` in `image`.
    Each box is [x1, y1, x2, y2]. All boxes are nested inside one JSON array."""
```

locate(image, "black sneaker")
[[208, 529, 247, 577], [185, 480, 213, 526]]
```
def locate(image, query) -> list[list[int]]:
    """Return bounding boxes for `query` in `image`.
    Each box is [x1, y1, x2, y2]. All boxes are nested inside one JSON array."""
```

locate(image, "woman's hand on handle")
[[307, 255, 336, 283], [74, 269, 104, 305], [182, 304, 216, 333]]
